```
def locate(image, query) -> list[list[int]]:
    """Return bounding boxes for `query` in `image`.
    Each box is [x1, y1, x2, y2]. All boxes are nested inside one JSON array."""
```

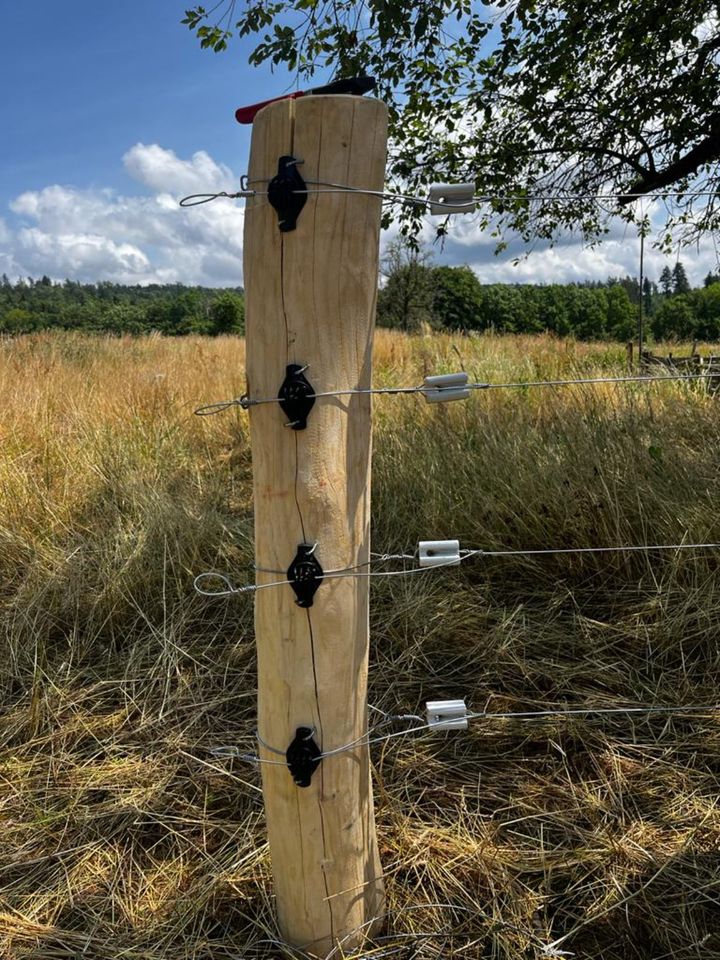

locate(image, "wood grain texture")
[[243, 95, 388, 956]]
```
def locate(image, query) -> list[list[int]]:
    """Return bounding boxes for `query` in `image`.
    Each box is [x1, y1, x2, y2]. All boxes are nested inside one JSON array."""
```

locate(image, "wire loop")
[[193, 572, 246, 597], [194, 395, 254, 416], [178, 190, 253, 207]]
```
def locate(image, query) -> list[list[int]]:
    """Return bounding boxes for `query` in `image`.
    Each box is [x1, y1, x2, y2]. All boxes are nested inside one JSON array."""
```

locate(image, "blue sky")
[[0, 1, 716, 287], [1, 1, 286, 201]]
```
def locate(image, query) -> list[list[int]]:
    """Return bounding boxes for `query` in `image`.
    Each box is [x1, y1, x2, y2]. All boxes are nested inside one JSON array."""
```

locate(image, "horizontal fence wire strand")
[[194, 541, 720, 597], [181, 179, 719, 209], [206, 700, 720, 770], [195, 371, 720, 416]]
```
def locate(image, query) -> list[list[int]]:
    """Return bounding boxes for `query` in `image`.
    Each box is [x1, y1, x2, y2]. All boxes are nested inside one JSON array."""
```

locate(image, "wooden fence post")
[[626, 340, 634, 370], [243, 95, 388, 956]]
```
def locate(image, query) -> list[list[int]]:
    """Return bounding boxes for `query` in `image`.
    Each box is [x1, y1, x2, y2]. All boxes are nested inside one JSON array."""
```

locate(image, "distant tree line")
[[650, 265, 720, 341], [4, 256, 720, 342], [377, 242, 720, 342], [0, 275, 245, 336]]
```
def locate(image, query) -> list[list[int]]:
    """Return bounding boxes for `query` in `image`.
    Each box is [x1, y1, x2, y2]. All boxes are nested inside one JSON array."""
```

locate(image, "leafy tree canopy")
[[183, 1, 720, 250], [376, 238, 434, 331]]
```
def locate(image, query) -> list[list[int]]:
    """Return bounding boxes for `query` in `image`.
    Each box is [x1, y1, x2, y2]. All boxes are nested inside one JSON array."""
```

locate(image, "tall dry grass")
[[1, 330, 720, 959]]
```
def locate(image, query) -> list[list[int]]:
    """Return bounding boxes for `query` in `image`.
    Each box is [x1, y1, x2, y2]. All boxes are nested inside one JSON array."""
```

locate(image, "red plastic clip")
[[235, 76, 375, 124], [235, 91, 305, 125]]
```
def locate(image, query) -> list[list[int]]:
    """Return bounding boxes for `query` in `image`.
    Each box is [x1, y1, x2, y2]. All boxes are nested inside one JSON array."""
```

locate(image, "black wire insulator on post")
[[286, 727, 322, 787]]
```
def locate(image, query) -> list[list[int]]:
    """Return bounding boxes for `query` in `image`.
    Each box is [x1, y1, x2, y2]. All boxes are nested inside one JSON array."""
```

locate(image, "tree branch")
[[618, 115, 720, 203], [519, 145, 649, 178]]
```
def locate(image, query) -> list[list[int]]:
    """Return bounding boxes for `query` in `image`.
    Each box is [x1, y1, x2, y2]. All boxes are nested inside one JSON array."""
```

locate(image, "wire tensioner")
[[426, 700, 469, 730], [422, 372, 471, 403], [428, 183, 476, 215], [419, 540, 461, 567]]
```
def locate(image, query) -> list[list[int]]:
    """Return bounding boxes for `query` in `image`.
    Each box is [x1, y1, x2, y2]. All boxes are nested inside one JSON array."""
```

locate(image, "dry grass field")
[[2, 330, 720, 959]]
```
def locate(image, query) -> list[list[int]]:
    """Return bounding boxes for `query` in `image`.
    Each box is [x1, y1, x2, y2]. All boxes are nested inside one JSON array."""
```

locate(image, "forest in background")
[[0, 277, 245, 337], [2, 256, 720, 341], [376, 246, 720, 342]]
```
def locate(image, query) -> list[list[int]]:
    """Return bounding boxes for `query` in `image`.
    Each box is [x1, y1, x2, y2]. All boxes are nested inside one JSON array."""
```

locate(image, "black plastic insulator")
[[278, 363, 315, 430], [267, 155, 307, 232], [286, 727, 322, 787], [287, 543, 323, 608]]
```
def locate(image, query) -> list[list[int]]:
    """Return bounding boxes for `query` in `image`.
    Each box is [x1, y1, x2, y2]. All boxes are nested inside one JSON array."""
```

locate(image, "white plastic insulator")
[[428, 182, 476, 215], [422, 372, 471, 403], [426, 699, 469, 731], [419, 540, 461, 568]]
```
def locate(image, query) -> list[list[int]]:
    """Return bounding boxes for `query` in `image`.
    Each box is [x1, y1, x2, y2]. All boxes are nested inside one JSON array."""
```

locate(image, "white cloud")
[[123, 143, 236, 196], [4, 145, 245, 286], [17, 228, 150, 278], [423, 205, 719, 287], [1, 142, 718, 287]]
